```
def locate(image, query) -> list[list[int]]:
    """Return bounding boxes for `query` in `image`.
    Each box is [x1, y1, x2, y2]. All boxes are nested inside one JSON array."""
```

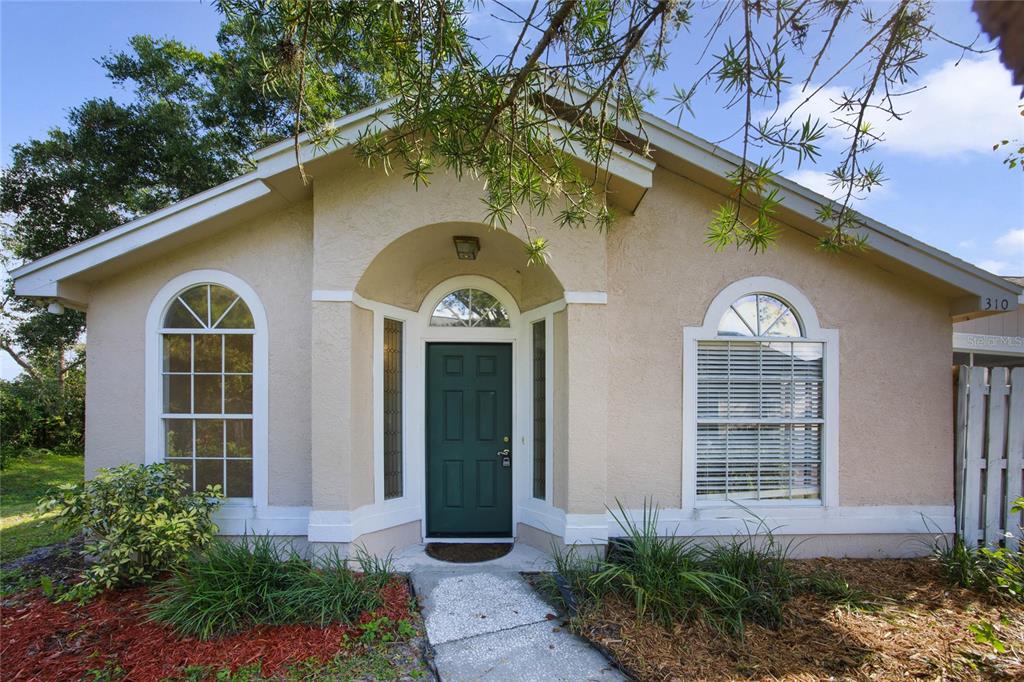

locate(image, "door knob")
[[498, 448, 511, 467]]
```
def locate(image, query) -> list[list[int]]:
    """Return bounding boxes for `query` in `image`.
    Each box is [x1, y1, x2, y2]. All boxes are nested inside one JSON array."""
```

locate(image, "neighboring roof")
[[10, 100, 1022, 316]]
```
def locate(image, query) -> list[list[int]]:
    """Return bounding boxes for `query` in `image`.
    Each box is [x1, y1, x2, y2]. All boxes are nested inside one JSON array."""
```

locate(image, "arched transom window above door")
[[161, 283, 255, 498], [430, 288, 510, 327]]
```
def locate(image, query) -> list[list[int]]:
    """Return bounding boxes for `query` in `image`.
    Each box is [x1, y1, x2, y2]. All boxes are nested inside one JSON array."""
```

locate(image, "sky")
[[1, 0, 1023, 379]]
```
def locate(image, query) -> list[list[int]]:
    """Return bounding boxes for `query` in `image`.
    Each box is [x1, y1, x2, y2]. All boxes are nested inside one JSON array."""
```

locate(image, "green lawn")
[[0, 451, 84, 563]]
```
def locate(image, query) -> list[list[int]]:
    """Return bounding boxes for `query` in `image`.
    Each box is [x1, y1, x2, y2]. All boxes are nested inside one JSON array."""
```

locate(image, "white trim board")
[[953, 332, 1024, 357], [215, 505, 311, 536], [563, 505, 955, 545], [563, 291, 608, 305]]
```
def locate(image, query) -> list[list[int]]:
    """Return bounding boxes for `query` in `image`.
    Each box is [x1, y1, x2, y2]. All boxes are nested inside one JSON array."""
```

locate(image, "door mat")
[[425, 543, 513, 563]]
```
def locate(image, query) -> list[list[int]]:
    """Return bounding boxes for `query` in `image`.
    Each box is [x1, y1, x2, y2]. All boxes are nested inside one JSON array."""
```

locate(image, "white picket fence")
[[955, 366, 1024, 550]]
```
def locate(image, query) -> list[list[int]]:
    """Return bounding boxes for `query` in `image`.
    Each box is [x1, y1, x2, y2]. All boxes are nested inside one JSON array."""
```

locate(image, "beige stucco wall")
[[604, 168, 954, 510], [84, 201, 314, 506], [81, 155, 955, 531], [312, 154, 605, 296], [356, 221, 563, 312]]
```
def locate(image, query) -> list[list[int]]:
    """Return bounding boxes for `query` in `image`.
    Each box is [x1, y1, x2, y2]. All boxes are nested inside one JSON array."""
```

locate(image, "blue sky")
[[1, 0, 1023, 377]]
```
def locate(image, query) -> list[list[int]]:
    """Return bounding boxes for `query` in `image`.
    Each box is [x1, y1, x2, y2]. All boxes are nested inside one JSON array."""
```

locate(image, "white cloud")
[[773, 53, 1023, 159], [994, 228, 1024, 255], [785, 169, 839, 198], [783, 168, 890, 207], [958, 239, 976, 249], [976, 259, 1013, 275]]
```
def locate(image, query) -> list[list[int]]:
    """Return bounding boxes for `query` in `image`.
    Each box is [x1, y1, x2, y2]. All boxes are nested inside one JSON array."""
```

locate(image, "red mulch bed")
[[1, 578, 412, 681]]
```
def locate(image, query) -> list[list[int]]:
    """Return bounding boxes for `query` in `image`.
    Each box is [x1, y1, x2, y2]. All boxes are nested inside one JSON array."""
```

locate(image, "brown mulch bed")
[[425, 542, 513, 563], [1, 576, 426, 681], [573, 558, 1024, 681]]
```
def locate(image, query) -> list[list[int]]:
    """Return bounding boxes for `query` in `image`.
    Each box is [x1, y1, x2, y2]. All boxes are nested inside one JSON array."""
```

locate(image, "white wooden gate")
[[955, 366, 1024, 550]]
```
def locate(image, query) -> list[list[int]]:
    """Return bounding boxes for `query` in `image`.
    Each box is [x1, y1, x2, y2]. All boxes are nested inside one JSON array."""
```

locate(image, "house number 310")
[[983, 297, 1010, 311]]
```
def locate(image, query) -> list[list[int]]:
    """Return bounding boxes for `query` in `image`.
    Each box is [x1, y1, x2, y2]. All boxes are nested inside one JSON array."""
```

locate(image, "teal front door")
[[426, 343, 513, 537]]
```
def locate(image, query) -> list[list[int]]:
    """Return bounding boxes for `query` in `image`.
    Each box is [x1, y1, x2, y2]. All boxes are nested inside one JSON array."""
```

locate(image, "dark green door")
[[426, 343, 513, 537]]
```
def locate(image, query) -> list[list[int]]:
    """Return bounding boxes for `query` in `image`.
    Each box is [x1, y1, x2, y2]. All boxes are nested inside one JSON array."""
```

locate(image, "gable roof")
[[10, 100, 1021, 316]]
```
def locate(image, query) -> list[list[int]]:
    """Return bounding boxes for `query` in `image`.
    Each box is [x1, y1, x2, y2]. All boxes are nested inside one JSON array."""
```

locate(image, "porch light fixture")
[[453, 236, 480, 260]]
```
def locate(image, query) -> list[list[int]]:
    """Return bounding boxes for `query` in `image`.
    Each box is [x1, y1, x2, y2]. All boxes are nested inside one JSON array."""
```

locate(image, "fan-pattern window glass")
[[162, 284, 254, 498], [697, 294, 823, 503], [532, 320, 546, 499], [383, 318, 403, 500], [430, 288, 510, 327], [717, 293, 801, 338]]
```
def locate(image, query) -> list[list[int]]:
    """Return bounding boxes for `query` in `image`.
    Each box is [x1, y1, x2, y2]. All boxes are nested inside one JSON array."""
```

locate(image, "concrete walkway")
[[403, 544, 625, 681]]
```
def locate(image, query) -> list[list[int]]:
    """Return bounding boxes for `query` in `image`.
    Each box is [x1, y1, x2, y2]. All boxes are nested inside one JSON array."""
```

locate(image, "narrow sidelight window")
[[383, 318, 403, 499], [532, 320, 546, 499]]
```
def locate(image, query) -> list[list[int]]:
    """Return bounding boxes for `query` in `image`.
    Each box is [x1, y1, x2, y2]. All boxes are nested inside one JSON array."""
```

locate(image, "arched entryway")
[[352, 225, 565, 541]]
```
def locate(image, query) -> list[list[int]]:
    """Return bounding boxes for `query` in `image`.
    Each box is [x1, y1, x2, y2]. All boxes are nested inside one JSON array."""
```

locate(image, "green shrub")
[[701, 523, 797, 630], [551, 500, 805, 637], [0, 365, 85, 468], [935, 497, 1024, 603], [149, 535, 392, 639], [38, 462, 221, 601], [799, 569, 875, 610]]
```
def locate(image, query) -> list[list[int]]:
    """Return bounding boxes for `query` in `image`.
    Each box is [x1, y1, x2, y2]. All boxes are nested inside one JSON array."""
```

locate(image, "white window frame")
[[145, 270, 269, 511], [682, 277, 839, 510]]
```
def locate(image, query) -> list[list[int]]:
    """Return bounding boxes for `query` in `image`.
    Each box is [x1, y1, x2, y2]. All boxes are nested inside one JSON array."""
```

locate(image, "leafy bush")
[[38, 463, 221, 601], [935, 497, 1024, 603], [149, 535, 392, 639], [0, 366, 85, 467]]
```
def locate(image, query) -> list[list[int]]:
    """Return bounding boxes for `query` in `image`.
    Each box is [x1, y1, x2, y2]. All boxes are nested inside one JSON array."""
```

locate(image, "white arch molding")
[[682, 276, 840, 511], [144, 269, 270, 511]]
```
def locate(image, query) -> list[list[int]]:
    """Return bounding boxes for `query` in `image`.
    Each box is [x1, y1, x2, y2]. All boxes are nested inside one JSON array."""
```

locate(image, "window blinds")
[[696, 340, 824, 502]]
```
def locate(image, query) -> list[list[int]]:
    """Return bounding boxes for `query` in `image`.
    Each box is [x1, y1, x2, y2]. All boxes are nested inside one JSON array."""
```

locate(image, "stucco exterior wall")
[[84, 201, 314, 506], [605, 168, 954, 509], [81, 155, 955, 545], [311, 154, 605, 296]]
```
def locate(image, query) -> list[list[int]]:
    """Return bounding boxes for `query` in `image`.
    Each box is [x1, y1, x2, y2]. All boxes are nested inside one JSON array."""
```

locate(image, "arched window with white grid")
[[146, 271, 268, 508], [683, 278, 839, 508]]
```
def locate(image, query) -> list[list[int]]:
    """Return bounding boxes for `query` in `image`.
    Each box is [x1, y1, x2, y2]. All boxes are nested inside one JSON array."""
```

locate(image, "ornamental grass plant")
[[149, 535, 392, 639]]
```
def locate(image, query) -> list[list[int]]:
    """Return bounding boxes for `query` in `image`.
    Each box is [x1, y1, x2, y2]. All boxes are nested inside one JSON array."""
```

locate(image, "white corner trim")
[[312, 289, 355, 302], [519, 501, 567, 538], [307, 503, 421, 543], [564, 514, 611, 545], [564, 291, 608, 305]]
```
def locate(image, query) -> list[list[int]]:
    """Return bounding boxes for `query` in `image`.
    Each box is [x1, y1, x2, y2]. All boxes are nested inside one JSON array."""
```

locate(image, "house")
[[953, 276, 1024, 367], [11, 102, 1023, 559]]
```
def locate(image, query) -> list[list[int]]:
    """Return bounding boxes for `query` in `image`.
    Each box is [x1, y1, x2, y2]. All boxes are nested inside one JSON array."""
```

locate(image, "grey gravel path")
[[410, 566, 625, 681]]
